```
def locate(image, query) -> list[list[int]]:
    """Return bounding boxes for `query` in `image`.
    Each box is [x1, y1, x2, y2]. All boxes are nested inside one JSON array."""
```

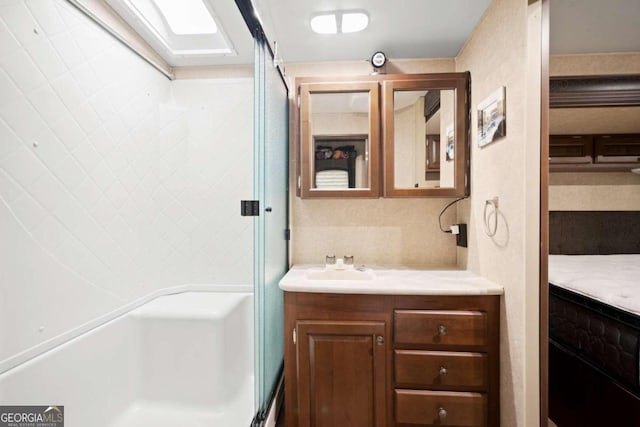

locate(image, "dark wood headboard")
[[549, 211, 640, 255]]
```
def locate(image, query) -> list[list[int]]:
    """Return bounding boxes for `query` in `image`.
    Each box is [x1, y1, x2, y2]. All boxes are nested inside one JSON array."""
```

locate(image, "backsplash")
[[291, 197, 458, 267], [0, 0, 253, 363]]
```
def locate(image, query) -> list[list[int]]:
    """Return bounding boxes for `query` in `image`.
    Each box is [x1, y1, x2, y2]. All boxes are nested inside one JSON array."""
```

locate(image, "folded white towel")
[[316, 170, 349, 189]]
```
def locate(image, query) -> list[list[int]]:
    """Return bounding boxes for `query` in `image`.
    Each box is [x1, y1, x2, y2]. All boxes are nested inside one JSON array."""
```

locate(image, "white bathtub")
[[0, 291, 254, 427]]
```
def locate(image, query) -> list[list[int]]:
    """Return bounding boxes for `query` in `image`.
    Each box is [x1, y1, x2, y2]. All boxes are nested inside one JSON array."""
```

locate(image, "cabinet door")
[[298, 81, 380, 198], [549, 135, 593, 164], [296, 320, 386, 427], [382, 73, 470, 197], [594, 134, 640, 163]]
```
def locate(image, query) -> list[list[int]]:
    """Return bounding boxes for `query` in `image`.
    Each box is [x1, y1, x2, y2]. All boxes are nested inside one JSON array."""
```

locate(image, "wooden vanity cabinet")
[[284, 293, 392, 427], [392, 296, 500, 427], [284, 292, 500, 427]]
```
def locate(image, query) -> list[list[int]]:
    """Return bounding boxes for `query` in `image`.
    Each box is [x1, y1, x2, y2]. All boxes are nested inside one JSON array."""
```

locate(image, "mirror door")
[[382, 74, 470, 197], [298, 81, 380, 198]]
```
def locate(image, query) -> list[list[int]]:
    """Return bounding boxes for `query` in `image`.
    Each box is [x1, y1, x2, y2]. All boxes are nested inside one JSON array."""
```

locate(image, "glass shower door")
[[254, 34, 289, 417]]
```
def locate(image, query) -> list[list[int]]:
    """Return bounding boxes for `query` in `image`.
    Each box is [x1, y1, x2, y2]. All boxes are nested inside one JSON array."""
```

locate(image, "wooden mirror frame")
[[382, 72, 471, 197], [298, 80, 381, 198]]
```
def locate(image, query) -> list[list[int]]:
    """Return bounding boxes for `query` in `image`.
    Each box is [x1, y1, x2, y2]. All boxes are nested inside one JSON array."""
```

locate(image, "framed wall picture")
[[477, 87, 506, 148]]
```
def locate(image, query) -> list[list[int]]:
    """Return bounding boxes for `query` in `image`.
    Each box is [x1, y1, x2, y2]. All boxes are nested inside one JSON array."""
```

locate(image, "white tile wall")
[[0, 0, 254, 364]]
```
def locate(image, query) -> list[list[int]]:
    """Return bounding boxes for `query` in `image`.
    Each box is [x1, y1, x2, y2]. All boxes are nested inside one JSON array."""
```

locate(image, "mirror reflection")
[[393, 89, 456, 189], [309, 92, 370, 190]]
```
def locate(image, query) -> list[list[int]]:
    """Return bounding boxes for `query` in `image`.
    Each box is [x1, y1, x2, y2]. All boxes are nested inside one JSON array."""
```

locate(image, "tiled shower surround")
[[0, 0, 253, 363]]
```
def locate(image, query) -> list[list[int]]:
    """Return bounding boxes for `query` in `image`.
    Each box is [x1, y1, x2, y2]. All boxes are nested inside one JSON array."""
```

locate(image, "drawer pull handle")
[[439, 367, 448, 377], [438, 407, 447, 419], [438, 324, 447, 335], [376, 335, 385, 345]]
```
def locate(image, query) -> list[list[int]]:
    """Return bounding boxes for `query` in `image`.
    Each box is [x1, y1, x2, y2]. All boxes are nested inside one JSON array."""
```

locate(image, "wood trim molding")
[[540, 0, 550, 425], [549, 74, 640, 108]]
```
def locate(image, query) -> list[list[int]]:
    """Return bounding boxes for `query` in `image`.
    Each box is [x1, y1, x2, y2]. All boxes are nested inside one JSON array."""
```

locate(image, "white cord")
[[483, 197, 499, 237]]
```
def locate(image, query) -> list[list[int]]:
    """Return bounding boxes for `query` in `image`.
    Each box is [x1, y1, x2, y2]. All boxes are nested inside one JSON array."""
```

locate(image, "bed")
[[548, 211, 640, 427]]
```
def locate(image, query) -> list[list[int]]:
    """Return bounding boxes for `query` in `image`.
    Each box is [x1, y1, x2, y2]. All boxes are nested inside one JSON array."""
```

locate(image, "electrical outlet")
[[456, 224, 467, 247]]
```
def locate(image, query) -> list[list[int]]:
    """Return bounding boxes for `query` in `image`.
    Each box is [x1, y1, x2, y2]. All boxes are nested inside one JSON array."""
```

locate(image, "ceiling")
[[550, 0, 640, 54], [253, 0, 493, 63], [106, 0, 640, 68]]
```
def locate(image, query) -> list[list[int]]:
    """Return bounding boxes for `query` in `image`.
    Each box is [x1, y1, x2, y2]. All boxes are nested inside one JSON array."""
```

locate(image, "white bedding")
[[549, 255, 640, 316]]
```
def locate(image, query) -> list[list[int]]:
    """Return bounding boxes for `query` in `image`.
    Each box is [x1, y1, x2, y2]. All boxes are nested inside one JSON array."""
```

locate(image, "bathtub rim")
[[0, 284, 253, 375]]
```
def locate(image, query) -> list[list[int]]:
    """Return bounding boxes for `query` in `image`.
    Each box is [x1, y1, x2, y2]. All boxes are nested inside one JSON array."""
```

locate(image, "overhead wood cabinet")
[[549, 133, 640, 171]]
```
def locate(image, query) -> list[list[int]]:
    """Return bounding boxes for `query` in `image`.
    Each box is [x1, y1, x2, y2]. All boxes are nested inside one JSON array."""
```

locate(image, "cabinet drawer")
[[395, 389, 486, 426], [394, 310, 487, 347], [395, 350, 487, 389]]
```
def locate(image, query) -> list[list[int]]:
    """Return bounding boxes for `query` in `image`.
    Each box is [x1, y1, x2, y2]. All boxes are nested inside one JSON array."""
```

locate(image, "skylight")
[[153, 0, 217, 35], [114, 0, 235, 59]]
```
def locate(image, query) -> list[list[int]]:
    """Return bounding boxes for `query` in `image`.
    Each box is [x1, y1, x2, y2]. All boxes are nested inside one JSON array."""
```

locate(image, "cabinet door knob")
[[376, 335, 385, 345], [438, 324, 447, 335], [438, 407, 447, 419], [439, 366, 448, 377]]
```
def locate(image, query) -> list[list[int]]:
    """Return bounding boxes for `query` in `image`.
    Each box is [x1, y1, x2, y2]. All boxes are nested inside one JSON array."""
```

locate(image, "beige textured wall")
[[311, 112, 369, 135], [455, 0, 542, 425], [550, 172, 640, 210], [549, 52, 640, 211], [550, 106, 640, 134], [412, 97, 430, 188], [287, 59, 459, 267], [550, 52, 640, 76], [550, 184, 640, 210], [292, 198, 457, 267], [394, 98, 432, 189]]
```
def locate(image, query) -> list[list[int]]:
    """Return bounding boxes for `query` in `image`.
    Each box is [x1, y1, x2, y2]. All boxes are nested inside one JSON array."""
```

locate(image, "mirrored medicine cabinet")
[[295, 73, 470, 198]]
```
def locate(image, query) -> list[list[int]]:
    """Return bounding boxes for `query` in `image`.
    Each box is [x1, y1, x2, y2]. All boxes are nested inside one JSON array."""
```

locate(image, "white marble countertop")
[[279, 265, 504, 296]]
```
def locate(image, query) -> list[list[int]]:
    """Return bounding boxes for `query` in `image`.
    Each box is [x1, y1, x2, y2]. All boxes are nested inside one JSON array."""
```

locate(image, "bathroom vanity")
[[280, 267, 503, 427]]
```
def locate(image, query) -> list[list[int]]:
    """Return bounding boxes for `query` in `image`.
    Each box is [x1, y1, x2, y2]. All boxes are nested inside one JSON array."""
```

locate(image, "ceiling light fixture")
[[341, 12, 368, 33], [310, 10, 368, 35], [310, 14, 337, 34]]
